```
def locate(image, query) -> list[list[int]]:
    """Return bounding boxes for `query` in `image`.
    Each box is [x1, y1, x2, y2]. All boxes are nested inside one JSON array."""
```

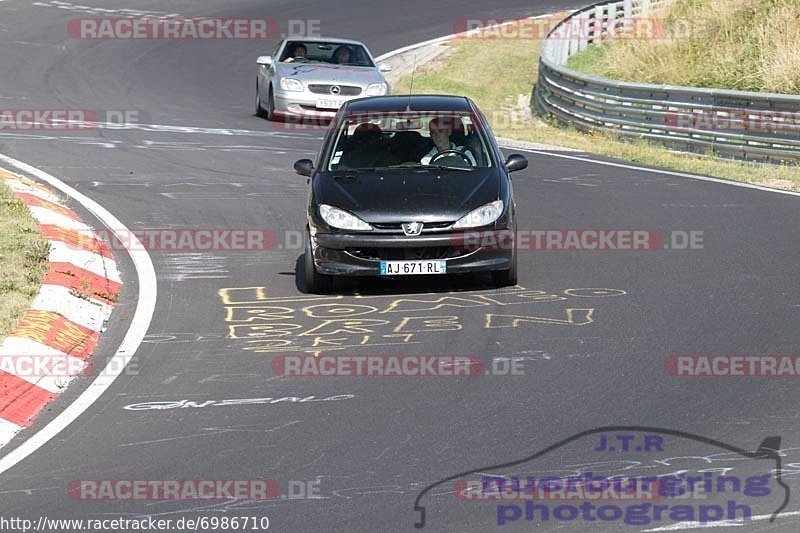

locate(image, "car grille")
[[345, 247, 469, 261], [371, 222, 453, 233], [308, 84, 362, 96]]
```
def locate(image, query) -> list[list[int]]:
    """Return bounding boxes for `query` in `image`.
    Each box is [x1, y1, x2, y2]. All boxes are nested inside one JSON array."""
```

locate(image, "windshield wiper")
[[372, 163, 474, 172]]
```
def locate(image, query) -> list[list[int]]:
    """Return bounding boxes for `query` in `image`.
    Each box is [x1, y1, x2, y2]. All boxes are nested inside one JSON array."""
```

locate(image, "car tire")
[[304, 233, 333, 294], [255, 82, 267, 118], [265, 86, 276, 121], [491, 250, 518, 287]]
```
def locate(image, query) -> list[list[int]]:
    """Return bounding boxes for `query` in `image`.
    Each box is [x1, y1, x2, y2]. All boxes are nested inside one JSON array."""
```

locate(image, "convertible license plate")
[[380, 260, 447, 276], [316, 99, 343, 109]]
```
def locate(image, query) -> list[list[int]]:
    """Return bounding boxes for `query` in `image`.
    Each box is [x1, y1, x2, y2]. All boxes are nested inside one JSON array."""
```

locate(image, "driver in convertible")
[[283, 43, 307, 62], [421, 116, 477, 166]]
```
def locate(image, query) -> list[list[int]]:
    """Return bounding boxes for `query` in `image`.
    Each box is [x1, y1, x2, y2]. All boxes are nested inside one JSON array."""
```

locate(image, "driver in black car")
[[420, 116, 477, 166]]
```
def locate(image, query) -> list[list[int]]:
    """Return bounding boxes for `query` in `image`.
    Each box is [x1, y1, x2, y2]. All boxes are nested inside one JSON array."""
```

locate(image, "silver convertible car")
[[255, 37, 392, 122]]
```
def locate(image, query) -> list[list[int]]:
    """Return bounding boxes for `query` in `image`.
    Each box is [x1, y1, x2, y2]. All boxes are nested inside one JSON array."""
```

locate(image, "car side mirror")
[[294, 159, 315, 177], [378, 63, 392, 73], [505, 154, 528, 172], [257, 55, 273, 66]]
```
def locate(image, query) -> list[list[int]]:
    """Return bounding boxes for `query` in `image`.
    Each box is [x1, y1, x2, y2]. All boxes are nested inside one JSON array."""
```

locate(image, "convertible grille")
[[308, 84, 362, 96], [345, 247, 468, 261]]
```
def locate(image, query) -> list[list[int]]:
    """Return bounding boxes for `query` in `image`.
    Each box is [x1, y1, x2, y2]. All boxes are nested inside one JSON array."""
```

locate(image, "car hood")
[[313, 168, 502, 224], [275, 63, 383, 86]]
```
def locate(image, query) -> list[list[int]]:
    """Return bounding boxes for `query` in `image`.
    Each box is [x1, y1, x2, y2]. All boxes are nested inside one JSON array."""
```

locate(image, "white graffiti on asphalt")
[[124, 395, 355, 411]]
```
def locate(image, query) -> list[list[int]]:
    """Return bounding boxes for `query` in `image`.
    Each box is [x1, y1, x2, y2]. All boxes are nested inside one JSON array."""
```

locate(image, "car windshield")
[[326, 112, 494, 171], [280, 41, 374, 67]]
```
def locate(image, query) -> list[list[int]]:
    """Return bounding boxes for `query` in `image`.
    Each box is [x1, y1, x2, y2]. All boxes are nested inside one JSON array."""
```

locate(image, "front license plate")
[[316, 99, 343, 109], [380, 260, 447, 276]]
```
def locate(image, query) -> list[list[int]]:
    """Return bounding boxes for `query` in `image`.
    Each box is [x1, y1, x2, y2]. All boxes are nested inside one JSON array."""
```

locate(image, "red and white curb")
[[0, 170, 121, 448]]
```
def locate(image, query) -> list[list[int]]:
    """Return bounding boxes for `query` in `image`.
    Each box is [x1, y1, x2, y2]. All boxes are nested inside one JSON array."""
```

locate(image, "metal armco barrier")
[[535, 0, 800, 164]]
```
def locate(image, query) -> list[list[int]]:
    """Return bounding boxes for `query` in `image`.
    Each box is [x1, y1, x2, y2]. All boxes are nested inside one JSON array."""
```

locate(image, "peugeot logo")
[[402, 222, 424, 236], [330, 85, 341, 95]]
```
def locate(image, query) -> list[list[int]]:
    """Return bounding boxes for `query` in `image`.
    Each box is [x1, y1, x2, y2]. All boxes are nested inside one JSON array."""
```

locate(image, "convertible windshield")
[[280, 41, 375, 67], [327, 113, 493, 171]]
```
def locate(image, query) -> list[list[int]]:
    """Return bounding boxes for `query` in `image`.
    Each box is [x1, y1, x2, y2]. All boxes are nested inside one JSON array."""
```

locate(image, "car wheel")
[[491, 249, 518, 287], [304, 233, 333, 294], [255, 81, 267, 118], [265, 85, 276, 121]]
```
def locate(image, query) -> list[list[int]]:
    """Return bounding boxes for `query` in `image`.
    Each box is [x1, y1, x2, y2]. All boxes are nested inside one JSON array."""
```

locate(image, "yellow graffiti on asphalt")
[[217, 286, 625, 355], [227, 323, 303, 339], [301, 304, 379, 318], [224, 306, 294, 322], [393, 316, 463, 333], [485, 309, 595, 328], [298, 319, 392, 337]]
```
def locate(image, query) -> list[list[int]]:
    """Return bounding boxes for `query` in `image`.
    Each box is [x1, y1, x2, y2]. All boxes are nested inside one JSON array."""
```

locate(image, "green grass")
[[0, 181, 49, 338], [563, 45, 605, 74], [567, 0, 800, 94], [390, 22, 800, 192], [393, 35, 541, 141]]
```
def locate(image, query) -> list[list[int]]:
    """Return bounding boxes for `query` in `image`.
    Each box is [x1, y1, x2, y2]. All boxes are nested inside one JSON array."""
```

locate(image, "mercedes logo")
[[330, 85, 341, 95]]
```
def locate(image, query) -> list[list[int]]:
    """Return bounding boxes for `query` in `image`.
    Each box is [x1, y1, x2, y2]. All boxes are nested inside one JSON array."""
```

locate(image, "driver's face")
[[431, 127, 451, 151], [294, 47, 307, 57]]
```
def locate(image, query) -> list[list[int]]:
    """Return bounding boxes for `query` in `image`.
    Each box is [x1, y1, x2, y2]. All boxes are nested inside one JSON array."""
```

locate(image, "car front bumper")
[[310, 230, 514, 276], [274, 90, 351, 118]]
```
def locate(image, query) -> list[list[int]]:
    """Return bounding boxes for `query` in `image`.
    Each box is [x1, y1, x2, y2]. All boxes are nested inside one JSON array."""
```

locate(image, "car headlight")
[[452, 200, 504, 229], [319, 204, 373, 231], [365, 83, 388, 96], [279, 78, 304, 92]]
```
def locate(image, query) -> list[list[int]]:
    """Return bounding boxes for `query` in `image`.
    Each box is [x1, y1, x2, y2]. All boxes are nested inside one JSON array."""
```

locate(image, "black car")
[[294, 95, 528, 293]]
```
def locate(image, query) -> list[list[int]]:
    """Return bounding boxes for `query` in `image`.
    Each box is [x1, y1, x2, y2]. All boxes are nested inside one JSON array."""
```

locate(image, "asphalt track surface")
[[1, 1, 799, 532]]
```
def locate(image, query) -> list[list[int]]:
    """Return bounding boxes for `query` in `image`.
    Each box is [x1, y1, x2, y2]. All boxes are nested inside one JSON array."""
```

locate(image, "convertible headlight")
[[365, 83, 388, 96], [279, 77, 304, 92], [453, 200, 504, 229], [319, 204, 373, 231]]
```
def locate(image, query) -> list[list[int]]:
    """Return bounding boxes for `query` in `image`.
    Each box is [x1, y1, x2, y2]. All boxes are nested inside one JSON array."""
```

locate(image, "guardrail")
[[535, 0, 800, 164]]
